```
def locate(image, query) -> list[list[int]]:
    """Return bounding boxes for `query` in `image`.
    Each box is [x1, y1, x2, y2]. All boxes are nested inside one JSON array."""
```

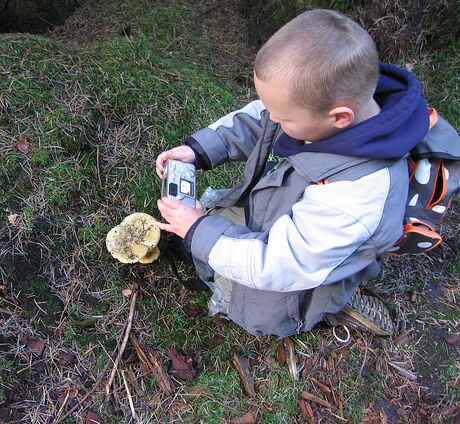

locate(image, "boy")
[[154, 9, 429, 338]]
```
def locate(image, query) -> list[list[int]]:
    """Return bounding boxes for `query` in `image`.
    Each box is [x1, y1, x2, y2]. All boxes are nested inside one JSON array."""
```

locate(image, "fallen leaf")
[[299, 399, 314, 420], [17, 135, 29, 153], [85, 411, 102, 424], [58, 352, 75, 366], [256, 354, 276, 369], [445, 334, 460, 345], [80, 293, 101, 307], [394, 331, 412, 345], [183, 305, 201, 317], [166, 348, 197, 380], [171, 401, 190, 412], [276, 345, 286, 364], [122, 288, 132, 297], [361, 406, 388, 423], [57, 387, 78, 407], [8, 214, 18, 224], [232, 410, 257, 424], [213, 316, 230, 326], [205, 334, 225, 349], [27, 339, 45, 356]]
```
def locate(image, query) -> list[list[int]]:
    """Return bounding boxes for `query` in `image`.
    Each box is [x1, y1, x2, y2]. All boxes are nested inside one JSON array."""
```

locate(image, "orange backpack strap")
[[387, 221, 442, 256], [428, 107, 438, 130]]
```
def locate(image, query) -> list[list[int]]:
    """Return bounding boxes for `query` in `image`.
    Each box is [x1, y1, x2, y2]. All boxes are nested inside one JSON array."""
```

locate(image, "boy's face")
[[254, 73, 338, 142]]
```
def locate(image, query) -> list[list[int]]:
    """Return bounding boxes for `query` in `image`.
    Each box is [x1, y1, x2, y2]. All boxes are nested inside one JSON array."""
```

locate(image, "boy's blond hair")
[[254, 9, 379, 113]]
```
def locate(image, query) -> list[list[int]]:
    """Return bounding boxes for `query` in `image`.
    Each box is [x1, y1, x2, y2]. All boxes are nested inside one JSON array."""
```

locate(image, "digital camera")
[[161, 160, 196, 207]]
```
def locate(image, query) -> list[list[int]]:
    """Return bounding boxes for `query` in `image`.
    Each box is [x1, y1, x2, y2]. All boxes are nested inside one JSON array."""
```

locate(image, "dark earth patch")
[[0, 0, 82, 34]]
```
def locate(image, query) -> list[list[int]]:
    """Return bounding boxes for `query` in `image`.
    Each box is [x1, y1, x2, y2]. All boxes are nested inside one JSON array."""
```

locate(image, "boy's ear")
[[329, 106, 355, 128]]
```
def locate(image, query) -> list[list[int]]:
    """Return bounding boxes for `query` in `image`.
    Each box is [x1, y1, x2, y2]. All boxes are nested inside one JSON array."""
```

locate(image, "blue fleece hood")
[[277, 63, 430, 160]]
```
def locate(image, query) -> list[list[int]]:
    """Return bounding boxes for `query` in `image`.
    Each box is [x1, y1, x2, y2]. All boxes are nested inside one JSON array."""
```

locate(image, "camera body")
[[161, 160, 196, 208]]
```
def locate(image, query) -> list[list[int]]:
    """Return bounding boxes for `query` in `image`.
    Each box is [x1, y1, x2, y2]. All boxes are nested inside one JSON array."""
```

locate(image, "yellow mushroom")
[[138, 246, 160, 264], [106, 213, 161, 264]]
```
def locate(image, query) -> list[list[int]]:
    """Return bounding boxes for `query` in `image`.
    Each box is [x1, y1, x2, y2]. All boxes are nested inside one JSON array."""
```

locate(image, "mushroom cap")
[[106, 213, 161, 263], [138, 246, 160, 264]]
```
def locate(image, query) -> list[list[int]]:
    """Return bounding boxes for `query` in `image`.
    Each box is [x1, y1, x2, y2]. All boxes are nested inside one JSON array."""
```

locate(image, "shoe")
[[160, 233, 193, 264], [181, 278, 211, 292], [324, 293, 394, 336]]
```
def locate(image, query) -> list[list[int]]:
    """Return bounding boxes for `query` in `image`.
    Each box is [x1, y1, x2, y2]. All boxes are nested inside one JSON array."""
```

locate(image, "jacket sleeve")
[[185, 100, 268, 170], [189, 168, 393, 292]]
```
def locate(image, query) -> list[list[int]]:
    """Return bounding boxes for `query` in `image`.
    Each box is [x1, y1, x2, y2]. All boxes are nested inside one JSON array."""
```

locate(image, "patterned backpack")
[[386, 108, 460, 255]]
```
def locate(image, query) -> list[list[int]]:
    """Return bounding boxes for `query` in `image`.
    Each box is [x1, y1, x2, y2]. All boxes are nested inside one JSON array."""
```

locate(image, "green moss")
[[453, 253, 460, 277], [1, 1, 458, 422], [22, 206, 37, 230], [77, 221, 110, 262], [45, 158, 91, 208], [423, 43, 460, 129], [258, 370, 302, 422], [189, 369, 245, 421], [0, 354, 17, 402], [126, 163, 161, 215], [0, 155, 21, 206], [31, 147, 53, 166], [340, 365, 385, 423]]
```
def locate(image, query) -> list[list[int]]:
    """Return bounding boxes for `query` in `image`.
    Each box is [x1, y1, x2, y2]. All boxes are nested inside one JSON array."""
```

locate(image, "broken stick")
[[122, 369, 138, 422], [301, 391, 335, 410], [231, 352, 256, 398], [105, 288, 138, 398], [130, 333, 175, 395], [284, 337, 299, 380]]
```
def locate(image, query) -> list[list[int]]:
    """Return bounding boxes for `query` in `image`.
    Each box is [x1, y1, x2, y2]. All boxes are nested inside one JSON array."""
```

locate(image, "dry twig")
[[284, 337, 299, 380], [388, 361, 418, 381], [105, 288, 138, 398], [301, 391, 335, 410], [130, 333, 175, 395], [231, 352, 256, 397], [122, 369, 138, 422]]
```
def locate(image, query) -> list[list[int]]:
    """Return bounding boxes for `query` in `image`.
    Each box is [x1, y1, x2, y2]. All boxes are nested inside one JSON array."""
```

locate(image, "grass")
[[0, 0, 459, 422]]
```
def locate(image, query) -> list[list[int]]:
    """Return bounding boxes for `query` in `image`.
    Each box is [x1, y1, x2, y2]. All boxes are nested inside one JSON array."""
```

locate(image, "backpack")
[[316, 108, 460, 256], [386, 108, 460, 256]]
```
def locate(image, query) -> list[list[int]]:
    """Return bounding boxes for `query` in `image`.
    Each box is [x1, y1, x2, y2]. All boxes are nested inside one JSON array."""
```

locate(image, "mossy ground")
[[0, 0, 458, 423]]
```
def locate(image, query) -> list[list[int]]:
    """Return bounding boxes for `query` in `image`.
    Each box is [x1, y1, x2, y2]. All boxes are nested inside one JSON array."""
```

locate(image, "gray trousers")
[[198, 190, 375, 336], [207, 205, 245, 317]]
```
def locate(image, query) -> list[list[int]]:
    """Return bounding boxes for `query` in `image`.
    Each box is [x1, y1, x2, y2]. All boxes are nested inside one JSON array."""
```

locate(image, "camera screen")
[[180, 178, 194, 196]]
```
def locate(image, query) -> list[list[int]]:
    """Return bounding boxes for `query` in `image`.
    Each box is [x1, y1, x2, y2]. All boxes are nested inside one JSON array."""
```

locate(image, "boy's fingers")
[[159, 197, 183, 209], [154, 220, 174, 232]]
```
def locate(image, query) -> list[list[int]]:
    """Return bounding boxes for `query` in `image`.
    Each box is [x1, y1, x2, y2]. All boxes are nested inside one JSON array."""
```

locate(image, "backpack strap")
[[412, 111, 460, 160]]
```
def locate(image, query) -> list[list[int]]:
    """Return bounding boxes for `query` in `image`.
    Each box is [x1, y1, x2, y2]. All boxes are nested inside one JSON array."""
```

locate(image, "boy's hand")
[[156, 197, 204, 238], [155, 146, 196, 178]]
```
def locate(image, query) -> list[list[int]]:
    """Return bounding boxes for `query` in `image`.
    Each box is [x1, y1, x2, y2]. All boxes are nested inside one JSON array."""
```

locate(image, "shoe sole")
[[327, 294, 394, 337], [340, 304, 393, 336]]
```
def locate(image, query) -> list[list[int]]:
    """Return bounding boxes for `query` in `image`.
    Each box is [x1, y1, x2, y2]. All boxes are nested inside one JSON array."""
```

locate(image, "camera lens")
[[168, 182, 178, 196]]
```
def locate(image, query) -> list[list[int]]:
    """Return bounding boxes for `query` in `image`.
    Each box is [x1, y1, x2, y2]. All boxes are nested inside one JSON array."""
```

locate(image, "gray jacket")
[[186, 100, 408, 336]]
